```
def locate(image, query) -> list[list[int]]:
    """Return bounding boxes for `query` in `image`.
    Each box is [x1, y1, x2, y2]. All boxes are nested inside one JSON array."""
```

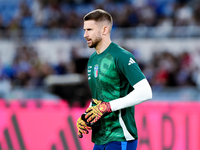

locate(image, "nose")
[[84, 31, 88, 38]]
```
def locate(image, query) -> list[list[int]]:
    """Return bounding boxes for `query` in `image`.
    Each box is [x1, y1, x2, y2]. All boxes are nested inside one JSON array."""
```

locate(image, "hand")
[[85, 99, 112, 125], [77, 114, 92, 138]]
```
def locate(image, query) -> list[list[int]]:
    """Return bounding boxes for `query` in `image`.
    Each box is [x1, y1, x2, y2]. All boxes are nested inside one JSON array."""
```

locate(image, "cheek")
[[90, 30, 101, 40], [90, 33, 96, 39], [97, 31, 103, 39]]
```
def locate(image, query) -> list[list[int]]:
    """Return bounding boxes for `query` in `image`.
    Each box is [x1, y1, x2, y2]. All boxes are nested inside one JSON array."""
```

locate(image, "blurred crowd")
[[1, 44, 200, 90], [0, 0, 200, 34], [0, 45, 73, 87], [140, 50, 200, 88]]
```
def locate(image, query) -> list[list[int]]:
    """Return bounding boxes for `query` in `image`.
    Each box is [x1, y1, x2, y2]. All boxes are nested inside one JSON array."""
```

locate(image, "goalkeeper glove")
[[85, 99, 112, 125], [77, 113, 92, 138]]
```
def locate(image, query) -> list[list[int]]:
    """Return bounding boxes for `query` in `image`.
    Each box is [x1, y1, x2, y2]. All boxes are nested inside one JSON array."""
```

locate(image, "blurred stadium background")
[[0, 0, 200, 150]]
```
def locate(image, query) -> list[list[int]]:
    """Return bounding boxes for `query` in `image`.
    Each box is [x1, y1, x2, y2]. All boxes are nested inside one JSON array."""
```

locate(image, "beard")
[[87, 36, 102, 48]]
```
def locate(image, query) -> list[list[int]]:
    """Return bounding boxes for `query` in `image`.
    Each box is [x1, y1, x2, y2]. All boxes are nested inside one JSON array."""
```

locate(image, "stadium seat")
[[21, 17, 35, 28]]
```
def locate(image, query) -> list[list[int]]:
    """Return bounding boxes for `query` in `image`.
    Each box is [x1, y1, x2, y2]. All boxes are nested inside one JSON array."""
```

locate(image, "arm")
[[85, 79, 152, 125], [110, 78, 152, 111]]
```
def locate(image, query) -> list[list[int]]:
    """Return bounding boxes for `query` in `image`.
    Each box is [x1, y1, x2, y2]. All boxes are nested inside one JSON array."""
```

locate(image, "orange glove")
[[77, 114, 92, 138], [85, 99, 112, 125]]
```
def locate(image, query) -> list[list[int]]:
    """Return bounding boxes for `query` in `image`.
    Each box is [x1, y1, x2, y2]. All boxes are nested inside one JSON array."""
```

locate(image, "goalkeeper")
[[77, 9, 152, 150]]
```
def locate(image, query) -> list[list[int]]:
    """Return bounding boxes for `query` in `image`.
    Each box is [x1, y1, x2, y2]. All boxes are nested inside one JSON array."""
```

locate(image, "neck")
[[95, 37, 111, 54]]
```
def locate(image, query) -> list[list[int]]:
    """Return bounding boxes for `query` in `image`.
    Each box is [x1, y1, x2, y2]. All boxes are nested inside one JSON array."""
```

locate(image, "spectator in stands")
[[31, 0, 47, 27], [0, 15, 7, 38], [0, 15, 6, 30], [16, 0, 32, 19], [193, 1, 200, 25], [173, 1, 194, 26]]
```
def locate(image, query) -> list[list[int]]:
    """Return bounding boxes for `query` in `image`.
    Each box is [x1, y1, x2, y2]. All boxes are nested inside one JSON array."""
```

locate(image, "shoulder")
[[109, 42, 136, 62]]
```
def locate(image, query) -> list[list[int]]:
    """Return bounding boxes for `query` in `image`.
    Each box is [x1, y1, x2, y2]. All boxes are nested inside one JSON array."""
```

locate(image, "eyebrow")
[[84, 28, 92, 31]]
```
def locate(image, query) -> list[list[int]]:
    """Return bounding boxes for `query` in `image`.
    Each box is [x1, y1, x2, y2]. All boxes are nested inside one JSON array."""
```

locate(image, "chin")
[[88, 44, 95, 48]]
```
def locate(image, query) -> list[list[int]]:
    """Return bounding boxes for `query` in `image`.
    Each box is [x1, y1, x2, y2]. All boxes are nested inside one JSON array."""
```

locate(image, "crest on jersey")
[[94, 65, 99, 78]]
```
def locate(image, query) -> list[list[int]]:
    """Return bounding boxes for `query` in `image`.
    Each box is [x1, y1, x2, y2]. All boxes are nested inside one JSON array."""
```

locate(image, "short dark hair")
[[83, 9, 113, 26]]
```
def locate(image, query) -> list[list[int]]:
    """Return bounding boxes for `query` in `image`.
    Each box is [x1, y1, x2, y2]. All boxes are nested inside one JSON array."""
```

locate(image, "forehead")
[[84, 20, 99, 29]]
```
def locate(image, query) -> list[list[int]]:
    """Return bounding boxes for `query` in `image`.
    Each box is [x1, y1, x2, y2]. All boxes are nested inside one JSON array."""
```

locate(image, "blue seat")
[[21, 17, 35, 28]]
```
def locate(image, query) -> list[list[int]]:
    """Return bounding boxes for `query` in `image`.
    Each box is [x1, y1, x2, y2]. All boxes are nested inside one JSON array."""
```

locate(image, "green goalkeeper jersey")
[[87, 42, 145, 145]]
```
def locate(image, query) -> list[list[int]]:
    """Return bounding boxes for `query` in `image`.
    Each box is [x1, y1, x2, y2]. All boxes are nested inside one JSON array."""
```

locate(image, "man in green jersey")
[[77, 9, 152, 150]]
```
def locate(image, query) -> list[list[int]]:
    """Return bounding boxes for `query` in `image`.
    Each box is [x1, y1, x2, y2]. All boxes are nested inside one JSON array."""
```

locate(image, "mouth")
[[86, 39, 92, 44]]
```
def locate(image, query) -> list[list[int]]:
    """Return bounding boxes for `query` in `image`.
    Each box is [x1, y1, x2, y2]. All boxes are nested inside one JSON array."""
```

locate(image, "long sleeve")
[[110, 78, 152, 111]]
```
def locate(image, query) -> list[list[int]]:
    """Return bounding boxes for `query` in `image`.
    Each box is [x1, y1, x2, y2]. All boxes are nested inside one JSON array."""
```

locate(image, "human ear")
[[102, 26, 109, 35]]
